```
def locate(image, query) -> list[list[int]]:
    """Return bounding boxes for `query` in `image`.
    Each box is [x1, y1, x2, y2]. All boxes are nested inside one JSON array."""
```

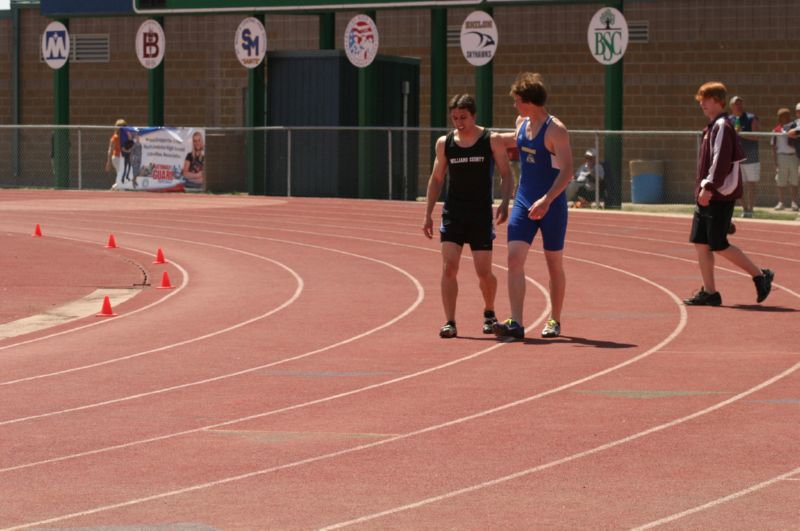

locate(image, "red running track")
[[0, 189, 798, 529]]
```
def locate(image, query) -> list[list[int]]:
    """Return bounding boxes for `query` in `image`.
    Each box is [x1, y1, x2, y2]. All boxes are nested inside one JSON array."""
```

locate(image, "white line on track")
[[0, 234, 188, 356], [319, 362, 800, 530], [0, 237, 302, 388], [10, 206, 792, 528], [0, 235, 425, 425], [81, 211, 800, 301], [632, 465, 800, 530], [0, 240, 541, 473], [2, 251, 684, 529]]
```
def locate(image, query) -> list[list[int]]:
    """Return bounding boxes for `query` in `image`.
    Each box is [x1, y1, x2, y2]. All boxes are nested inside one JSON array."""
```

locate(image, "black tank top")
[[444, 128, 494, 209]]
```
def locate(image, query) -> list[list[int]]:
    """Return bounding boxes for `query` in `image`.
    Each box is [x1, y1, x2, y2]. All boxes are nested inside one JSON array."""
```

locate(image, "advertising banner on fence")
[[113, 127, 204, 192]]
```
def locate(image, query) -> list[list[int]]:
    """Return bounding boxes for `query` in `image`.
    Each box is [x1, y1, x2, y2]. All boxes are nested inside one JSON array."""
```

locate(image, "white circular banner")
[[235, 17, 267, 69], [344, 14, 379, 68], [41, 21, 70, 70], [460, 11, 498, 67], [587, 7, 628, 65], [136, 19, 165, 69]]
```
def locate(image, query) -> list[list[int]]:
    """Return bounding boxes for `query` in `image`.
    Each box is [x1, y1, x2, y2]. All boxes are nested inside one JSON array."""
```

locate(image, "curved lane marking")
[[0, 235, 421, 424], [1, 256, 685, 529], [0, 237, 302, 387], [0, 234, 188, 357], [319, 361, 800, 529], [633, 465, 800, 529]]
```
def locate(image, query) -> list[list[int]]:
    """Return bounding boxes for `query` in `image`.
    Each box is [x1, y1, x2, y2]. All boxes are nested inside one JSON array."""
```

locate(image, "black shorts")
[[689, 201, 735, 251], [439, 205, 494, 251]]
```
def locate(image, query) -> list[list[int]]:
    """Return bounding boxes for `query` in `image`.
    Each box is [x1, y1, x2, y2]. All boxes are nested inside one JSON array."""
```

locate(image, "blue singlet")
[[507, 116, 568, 250]]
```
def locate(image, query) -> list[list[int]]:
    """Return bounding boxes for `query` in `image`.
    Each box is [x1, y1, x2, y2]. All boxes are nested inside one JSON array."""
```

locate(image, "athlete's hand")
[[698, 188, 712, 207], [423, 216, 434, 239], [495, 201, 509, 225], [528, 196, 550, 220]]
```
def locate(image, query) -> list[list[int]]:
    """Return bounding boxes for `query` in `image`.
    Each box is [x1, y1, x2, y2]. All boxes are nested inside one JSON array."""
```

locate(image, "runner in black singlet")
[[423, 94, 513, 339]]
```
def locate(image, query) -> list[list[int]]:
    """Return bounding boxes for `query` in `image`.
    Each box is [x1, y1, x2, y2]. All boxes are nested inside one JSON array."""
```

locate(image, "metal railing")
[[0, 125, 792, 209]]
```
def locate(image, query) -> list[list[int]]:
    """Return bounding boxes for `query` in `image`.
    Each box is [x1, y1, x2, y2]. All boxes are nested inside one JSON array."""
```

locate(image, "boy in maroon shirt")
[[684, 82, 774, 306]]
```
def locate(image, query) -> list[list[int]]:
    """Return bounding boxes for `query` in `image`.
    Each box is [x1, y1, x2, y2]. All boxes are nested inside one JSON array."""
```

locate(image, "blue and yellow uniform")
[[507, 116, 568, 250]]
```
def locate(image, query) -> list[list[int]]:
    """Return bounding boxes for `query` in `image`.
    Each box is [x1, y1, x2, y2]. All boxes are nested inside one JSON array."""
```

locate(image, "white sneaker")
[[774, 202, 785, 211], [792, 202, 799, 211]]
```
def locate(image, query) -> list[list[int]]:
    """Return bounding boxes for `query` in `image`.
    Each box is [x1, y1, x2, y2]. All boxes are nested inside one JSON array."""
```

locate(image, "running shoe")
[[492, 318, 524, 340], [482, 310, 498, 334], [774, 202, 785, 211], [439, 321, 457, 338], [753, 268, 774, 303], [683, 288, 722, 306], [541, 319, 561, 338]]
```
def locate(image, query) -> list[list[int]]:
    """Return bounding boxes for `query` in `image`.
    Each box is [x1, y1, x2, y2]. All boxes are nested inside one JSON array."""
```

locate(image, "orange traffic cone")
[[153, 248, 166, 264], [33, 224, 43, 237], [96, 296, 117, 317], [156, 271, 175, 290], [105, 234, 117, 248]]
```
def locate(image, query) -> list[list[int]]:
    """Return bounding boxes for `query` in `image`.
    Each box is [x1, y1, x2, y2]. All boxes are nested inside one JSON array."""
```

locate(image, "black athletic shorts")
[[689, 201, 735, 251], [439, 204, 494, 251]]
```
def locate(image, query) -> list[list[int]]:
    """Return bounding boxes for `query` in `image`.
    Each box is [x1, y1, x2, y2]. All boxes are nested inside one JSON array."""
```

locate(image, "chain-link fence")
[[0, 125, 792, 209]]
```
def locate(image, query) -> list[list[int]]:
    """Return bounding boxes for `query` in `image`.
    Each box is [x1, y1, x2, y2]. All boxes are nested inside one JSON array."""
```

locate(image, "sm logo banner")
[[41, 21, 70, 69], [235, 17, 267, 69], [587, 7, 628, 66]]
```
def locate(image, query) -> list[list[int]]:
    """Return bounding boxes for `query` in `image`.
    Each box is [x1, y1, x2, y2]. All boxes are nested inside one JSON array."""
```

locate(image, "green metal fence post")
[[358, 10, 377, 198], [53, 18, 70, 189], [148, 16, 165, 127], [604, 0, 624, 209], [319, 12, 335, 49], [246, 13, 266, 195], [475, 6, 493, 128], [430, 8, 447, 167]]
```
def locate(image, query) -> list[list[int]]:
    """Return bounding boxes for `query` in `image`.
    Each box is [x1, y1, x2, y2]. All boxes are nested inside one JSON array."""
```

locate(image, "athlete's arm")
[[528, 119, 574, 220], [497, 115, 524, 148], [423, 136, 448, 239], [490, 133, 513, 225]]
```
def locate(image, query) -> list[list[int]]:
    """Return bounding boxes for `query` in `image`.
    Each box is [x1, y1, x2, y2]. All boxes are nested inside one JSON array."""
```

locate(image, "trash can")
[[630, 160, 664, 204]]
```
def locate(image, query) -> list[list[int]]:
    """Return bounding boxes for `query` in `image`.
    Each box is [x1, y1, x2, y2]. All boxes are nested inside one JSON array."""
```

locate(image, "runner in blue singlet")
[[507, 115, 569, 249], [492, 73, 574, 341]]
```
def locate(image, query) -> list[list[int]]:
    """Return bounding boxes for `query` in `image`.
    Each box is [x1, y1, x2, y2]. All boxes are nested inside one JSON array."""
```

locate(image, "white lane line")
[[0, 240, 301, 387], [0, 235, 423, 424], [0, 289, 140, 340], [320, 362, 800, 530], [632, 466, 800, 530], [1, 256, 683, 529], [92, 209, 800, 297], [0, 234, 188, 357]]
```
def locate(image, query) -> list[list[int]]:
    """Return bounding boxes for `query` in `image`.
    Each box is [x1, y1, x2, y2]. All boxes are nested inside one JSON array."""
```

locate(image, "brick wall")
[[4, 1, 799, 201]]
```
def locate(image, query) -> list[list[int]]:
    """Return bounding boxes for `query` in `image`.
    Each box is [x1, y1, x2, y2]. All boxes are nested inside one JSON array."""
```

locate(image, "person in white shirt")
[[571, 148, 604, 208], [771, 107, 799, 211]]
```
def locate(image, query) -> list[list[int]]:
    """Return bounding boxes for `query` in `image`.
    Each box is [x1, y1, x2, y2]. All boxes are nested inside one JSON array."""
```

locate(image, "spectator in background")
[[770, 107, 799, 211], [785, 103, 800, 206], [727, 96, 760, 218], [106, 118, 126, 190], [571, 148, 604, 208]]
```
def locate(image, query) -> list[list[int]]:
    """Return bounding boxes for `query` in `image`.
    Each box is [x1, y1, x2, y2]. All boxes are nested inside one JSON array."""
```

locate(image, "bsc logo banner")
[[113, 127, 205, 193], [587, 7, 628, 66]]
